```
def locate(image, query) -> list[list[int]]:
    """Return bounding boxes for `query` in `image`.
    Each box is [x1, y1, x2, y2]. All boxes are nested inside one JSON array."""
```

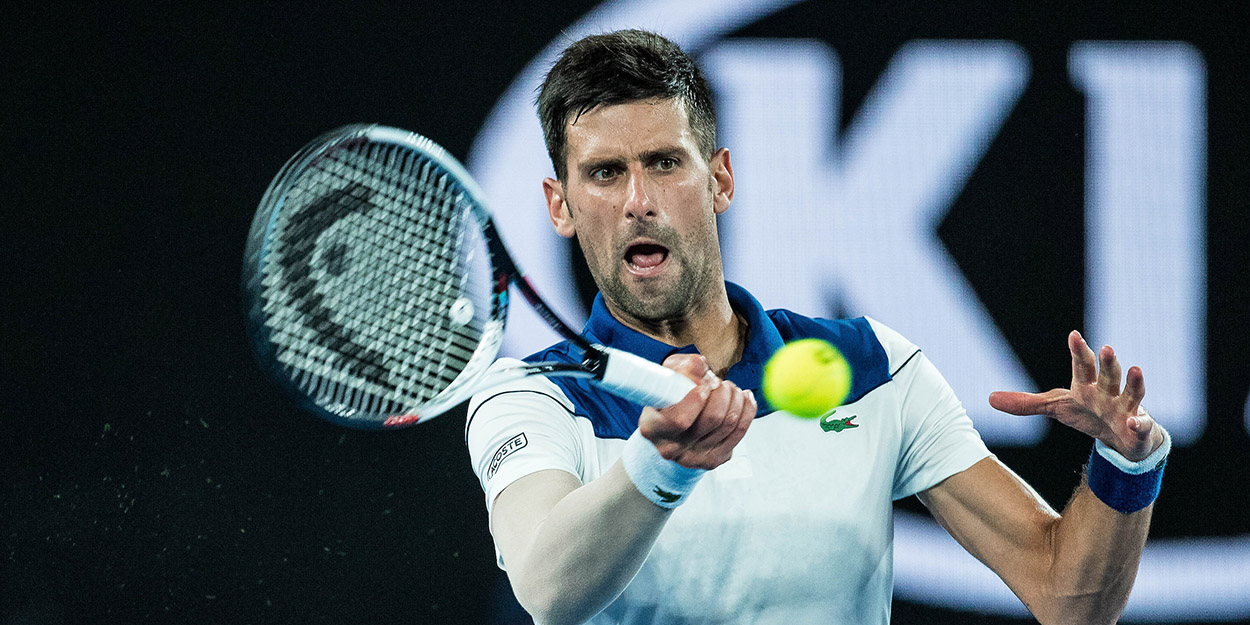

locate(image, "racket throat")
[[586, 346, 697, 408], [580, 349, 611, 380]]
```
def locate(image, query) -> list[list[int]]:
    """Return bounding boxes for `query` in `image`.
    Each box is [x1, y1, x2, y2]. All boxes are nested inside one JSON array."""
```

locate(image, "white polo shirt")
[[466, 283, 990, 625]]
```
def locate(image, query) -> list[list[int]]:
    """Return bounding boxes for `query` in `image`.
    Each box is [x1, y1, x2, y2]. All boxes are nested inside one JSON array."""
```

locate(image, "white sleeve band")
[[620, 430, 706, 509], [1094, 425, 1172, 475]]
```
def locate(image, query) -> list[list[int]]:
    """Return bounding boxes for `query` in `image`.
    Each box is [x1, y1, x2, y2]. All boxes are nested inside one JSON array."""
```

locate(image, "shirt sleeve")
[[866, 318, 992, 500], [465, 358, 586, 516]]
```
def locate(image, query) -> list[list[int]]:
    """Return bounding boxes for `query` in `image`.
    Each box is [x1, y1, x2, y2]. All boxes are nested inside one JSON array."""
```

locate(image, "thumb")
[[988, 389, 1065, 416]]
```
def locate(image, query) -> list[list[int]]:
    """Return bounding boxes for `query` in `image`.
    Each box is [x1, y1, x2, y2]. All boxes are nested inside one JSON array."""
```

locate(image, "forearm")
[[921, 446, 1165, 625], [504, 461, 669, 625], [1034, 425, 1170, 624], [1034, 481, 1153, 625], [491, 358, 748, 625]]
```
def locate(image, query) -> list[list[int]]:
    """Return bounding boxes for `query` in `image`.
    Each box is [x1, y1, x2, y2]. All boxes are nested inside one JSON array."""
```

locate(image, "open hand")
[[988, 330, 1164, 461]]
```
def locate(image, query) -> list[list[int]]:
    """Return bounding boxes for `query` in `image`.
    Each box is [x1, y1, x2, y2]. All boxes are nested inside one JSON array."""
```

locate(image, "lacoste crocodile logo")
[[653, 486, 682, 504], [820, 411, 859, 433]]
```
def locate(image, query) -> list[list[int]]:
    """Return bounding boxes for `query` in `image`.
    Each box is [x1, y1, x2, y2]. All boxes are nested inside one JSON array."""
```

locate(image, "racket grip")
[[597, 347, 697, 408]]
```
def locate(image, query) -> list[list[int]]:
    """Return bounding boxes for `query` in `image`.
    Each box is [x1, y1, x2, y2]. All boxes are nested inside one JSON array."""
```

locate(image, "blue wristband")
[[1087, 426, 1171, 514], [621, 430, 706, 509]]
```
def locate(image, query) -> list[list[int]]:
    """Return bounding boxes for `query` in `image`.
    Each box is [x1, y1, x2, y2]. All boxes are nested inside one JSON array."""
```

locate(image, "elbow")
[[1028, 549, 1135, 624], [512, 582, 558, 625], [1034, 603, 1123, 625], [1028, 586, 1128, 625], [512, 578, 591, 625], [517, 601, 585, 625], [517, 599, 566, 625]]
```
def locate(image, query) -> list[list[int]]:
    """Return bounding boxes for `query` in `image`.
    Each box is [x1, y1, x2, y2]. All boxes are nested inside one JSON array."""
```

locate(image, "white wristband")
[[621, 430, 706, 509], [1094, 425, 1172, 474]]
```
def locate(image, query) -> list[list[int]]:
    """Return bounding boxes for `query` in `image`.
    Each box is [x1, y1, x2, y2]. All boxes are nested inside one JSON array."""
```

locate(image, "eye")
[[655, 157, 677, 171], [589, 167, 616, 181]]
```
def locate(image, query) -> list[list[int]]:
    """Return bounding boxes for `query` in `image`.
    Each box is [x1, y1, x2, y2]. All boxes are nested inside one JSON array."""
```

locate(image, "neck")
[[605, 282, 747, 378]]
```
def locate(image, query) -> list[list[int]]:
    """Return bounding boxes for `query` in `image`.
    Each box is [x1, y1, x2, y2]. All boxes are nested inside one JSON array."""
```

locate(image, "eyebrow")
[[581, 156, 627, 174], [579, 146, 692, 174], [639, 146, 689, 163]]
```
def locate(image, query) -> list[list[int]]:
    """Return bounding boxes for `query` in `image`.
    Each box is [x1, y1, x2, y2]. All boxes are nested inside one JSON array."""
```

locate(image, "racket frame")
[[244, 125, 692, 430]]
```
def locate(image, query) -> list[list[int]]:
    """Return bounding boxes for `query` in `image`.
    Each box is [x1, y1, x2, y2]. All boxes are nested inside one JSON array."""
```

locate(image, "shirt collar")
[[582, 282, 784, 392]]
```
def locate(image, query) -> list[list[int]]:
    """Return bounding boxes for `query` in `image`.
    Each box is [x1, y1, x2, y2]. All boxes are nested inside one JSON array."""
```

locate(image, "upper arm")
[[464, 359, 587, 564], [917, 456, 1060, 602], [868, 317, 991, 500], [490, 469, 583, 571]]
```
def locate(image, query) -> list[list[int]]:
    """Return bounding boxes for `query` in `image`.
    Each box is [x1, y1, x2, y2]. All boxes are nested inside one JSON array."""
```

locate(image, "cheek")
[[569, 212, 617, 265], [577, 211, 613, 240], [676, 173, 716, 207]]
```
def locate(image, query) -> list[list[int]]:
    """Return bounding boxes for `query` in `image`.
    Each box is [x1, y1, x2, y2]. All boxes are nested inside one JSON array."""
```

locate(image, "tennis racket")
[[243, 124, 696, 430]]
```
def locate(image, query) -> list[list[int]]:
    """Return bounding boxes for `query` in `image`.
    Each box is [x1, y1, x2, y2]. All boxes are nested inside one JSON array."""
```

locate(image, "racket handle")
[[597, 347, 697, 408]]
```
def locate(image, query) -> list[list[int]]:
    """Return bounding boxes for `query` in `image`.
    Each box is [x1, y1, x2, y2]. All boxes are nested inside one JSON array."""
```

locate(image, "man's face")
[[543, 98, 734, 325]]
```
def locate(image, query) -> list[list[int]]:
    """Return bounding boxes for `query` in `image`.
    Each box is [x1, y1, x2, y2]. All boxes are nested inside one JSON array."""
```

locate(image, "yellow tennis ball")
[[762, 338, 852, 418]]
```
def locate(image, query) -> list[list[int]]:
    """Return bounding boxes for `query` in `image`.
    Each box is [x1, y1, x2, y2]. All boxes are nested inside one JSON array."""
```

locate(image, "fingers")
[[1097, 344, 1122, 395], [640, 381, 713, 443], [681, 380, 756, 468], [1070, 330, 1098, 385], [642, 354, 716, 439], [1127, 405, 1153, 435], [721, 389, 757, 451], [662, 353, 712, 384], [1118, 406, 1166, 461], [684, 379, 734, 443], [1126, 405, 1160, 443], [1123, 365, 1146, 415], [695, 382, 748, 447], [642, 365, 757, 469], [1073, 332, 1136, 401]]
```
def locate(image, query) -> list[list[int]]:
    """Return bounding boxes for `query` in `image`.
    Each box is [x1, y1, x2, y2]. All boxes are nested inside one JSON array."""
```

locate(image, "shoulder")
[[464, 338, 583, 417], [765, 310, 921, 403], [465, 357, 580, 440], [522, 338, 582, 367], [470, 340, 643, 441], [861, 317, 923, 374]]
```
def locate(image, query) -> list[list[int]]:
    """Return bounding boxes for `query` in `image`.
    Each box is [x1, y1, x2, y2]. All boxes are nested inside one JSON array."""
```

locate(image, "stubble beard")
[[584, 211, 721, 328]]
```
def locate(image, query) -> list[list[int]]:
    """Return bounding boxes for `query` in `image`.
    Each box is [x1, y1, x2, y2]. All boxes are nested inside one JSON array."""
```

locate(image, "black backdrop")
[[6, 2, 1249, 624]]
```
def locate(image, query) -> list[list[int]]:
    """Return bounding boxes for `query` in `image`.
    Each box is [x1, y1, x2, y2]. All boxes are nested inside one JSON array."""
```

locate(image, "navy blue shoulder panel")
[[520, 312, 892, 440], [523, 343, 641, 440], [765, 312, 892, 406]]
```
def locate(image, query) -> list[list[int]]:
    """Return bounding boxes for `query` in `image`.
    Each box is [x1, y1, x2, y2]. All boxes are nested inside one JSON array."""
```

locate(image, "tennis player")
[[466, 29, 1169, 625]]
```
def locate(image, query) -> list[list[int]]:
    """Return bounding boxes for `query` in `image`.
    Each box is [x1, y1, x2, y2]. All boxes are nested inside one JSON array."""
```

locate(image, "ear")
[[710, 148, 734, 215], [543, 177, 576, 238]]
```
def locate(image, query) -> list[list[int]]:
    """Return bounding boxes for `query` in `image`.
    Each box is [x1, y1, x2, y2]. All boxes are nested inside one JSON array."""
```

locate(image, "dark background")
[[5, 2, 1248, 624]]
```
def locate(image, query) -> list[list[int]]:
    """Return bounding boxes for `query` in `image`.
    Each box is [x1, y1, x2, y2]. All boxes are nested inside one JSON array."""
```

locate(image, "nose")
[[623, 166, 655, 221]]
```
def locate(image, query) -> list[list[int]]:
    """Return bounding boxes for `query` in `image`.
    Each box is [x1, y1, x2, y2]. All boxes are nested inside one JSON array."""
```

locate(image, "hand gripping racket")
[[243, 124, 696, 429]]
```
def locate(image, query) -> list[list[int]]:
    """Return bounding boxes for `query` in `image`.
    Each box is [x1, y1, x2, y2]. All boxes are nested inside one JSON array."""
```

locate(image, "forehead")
[[564, 98, 697, 162]]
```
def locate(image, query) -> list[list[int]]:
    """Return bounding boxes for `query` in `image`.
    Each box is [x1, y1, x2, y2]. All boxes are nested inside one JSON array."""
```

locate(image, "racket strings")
[[259, 139, 493, 417], [325, 146, 483, 379]]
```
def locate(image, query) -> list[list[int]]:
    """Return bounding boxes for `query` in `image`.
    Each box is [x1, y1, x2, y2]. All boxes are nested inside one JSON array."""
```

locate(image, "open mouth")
[[624, 242, 670, 276]]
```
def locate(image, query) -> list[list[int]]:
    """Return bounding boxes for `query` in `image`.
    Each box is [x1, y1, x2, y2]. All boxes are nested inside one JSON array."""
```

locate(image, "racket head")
[[243, 125, 507, 429]]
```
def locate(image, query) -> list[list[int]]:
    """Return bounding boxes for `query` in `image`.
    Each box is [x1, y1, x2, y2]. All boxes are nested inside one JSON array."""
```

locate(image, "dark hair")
[[536, 29, 717, 181]]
